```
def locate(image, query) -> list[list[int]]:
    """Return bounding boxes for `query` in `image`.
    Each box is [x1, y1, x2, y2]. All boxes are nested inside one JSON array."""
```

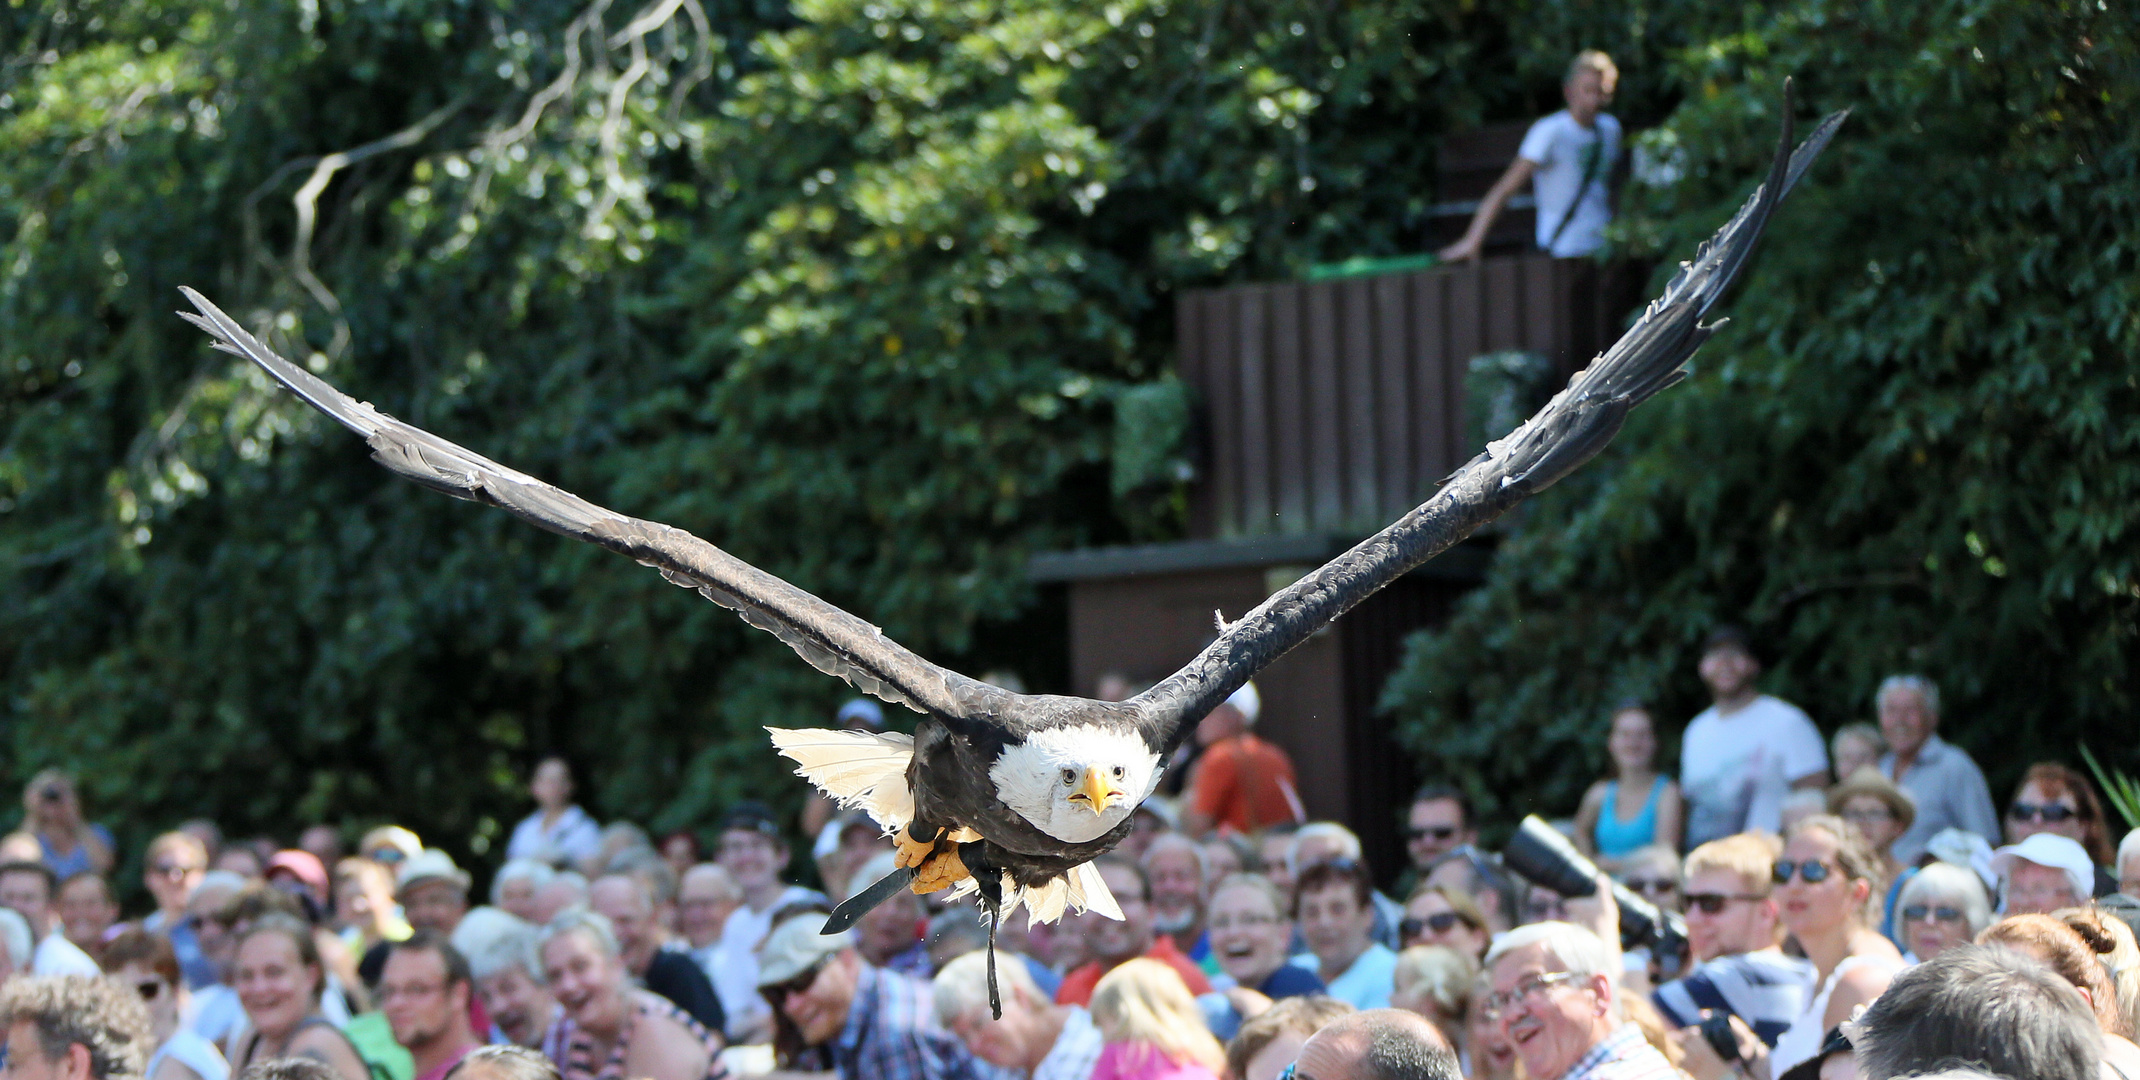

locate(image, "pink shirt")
[[1091, 1043, 1221, 1080]]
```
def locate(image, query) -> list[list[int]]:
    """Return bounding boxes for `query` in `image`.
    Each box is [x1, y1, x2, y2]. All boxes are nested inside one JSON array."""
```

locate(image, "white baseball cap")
[[756, 912, 853, 987], [1991, 833, 2095, 905]]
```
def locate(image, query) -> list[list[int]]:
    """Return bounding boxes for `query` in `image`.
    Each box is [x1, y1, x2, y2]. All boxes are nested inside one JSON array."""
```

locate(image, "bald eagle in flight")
[[180, 96, 1841, 1011]]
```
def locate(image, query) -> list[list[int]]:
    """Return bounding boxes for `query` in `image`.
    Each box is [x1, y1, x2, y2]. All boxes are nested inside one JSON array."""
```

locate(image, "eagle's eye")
[[1112, 766, 1126, 779], [1060, 768, 1077, 786]]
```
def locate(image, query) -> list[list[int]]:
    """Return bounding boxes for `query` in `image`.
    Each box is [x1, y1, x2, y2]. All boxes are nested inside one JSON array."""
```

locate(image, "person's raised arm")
[[1437, 157, 1535, 263]]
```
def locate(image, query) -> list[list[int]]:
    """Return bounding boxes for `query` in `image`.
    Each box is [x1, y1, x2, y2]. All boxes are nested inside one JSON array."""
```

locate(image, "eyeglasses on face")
[[1901, 904, 1966, 924], [1408, 825, 1458, 842], [761, 955, 833, 1006], [1683, 892, 1768, 915], [2008, 801, 2079, 823], [1623, 878, 1677, 898], [1773, 859, 1835, 885], [1479, 971, 1578, 1020], [1400, 912, 1464, 940]]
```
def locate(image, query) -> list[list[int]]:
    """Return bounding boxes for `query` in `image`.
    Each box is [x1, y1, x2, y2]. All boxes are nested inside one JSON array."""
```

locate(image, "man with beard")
[[1140, 835, 1211, 963], [1052, 859, 1211, 1006], [380, 933, 482, 1080]]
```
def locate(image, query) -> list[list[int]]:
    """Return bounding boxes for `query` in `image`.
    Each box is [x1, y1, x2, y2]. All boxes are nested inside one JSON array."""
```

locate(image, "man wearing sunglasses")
[[1403, 788, 1476, 890], [1650, 836, 1813, 1056], [1481, 922, 1677, 1080], [138, 832, 214, 989], [753, 913, 1002, 1080]]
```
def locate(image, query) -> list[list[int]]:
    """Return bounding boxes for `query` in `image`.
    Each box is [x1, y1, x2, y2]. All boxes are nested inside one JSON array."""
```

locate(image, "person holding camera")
[[1650, 835, 1814, 1078], [9, 770, 114, 880]]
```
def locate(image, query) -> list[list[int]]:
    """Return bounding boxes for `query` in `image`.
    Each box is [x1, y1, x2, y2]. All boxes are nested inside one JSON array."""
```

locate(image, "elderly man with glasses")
[[1481, 921, 1677, 1080], [1648, 834, 1813, 1074], [753, 913, 1004, 1080]]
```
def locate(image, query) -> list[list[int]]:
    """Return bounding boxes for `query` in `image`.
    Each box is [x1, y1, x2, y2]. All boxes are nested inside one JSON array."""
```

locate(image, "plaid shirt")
[[1554, 1023, 1684, 1080], [833, 964, 1011, 1080]]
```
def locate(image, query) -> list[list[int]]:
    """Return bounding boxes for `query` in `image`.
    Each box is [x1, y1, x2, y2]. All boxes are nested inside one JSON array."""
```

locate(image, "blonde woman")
[[1089, 958, 1226, 1080], [1390, 945, 1477, 1054]]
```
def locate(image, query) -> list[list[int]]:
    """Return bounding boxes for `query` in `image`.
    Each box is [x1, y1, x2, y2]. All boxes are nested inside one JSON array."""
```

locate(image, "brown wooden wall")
[[1176, 254, 1642, 540]]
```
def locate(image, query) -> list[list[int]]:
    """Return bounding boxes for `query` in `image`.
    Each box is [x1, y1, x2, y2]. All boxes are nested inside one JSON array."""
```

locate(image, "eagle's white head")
[[990, 724, 1163, 845]]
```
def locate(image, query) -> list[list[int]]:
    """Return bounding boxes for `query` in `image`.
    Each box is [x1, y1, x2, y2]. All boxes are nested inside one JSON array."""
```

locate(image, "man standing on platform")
[[1439, 52, 1622, 263], [1181, 682, 1303, 839]]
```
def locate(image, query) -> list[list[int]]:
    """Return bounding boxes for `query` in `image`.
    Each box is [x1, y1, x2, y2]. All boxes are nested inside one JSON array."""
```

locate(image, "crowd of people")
[[0, 625, 2136, 1080]]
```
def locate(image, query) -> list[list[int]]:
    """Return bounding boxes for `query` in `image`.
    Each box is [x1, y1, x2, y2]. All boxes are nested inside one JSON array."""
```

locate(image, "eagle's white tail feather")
[[764, 727, 915, 832], [942, 863, 1122, 926], [1068, 860, 1123, 921]]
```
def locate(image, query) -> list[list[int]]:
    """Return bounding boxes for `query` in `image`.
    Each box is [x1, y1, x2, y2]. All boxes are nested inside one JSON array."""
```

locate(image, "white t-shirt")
[[1681, 694, 1827, 846], [706, 885, 825, 1040], [1519, 110, 1622, 257], [32, 931, 101, 976]]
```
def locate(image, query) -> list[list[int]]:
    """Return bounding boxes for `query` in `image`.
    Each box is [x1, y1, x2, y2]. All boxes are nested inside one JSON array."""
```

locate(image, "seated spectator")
[[1828, 723, 1884, 787], [1574, 703, 1683, 861], [1422, 849, 1518, 936], [229, 915, 372, 1080], [0, 860, 101, 976], [334, 858, 410, 958], [1181, 682, 1302, 839], [1142, 836, 1211, 962], [675, 865, 740, 974], [1892, 861, 1992, 962], [1463, 968, 1517, 1080], [141, 832, 215, 989], [216, 847, 266, 881], [1203, 875, 1323, 1039], [1767, 816, 1905, 1077], [218, 883, 363, 1023], [1056, 859, 1212, 1006], [12, 770, 116, 879], [813, 812, 891, 909], [0, 973, 156, 1080], [538, 909, 724, 1080], [59, 872, 120, 965], [451, 908, 555, 1048], [1872, 675, 1998, 865], [1520, 882, 1568, 927], [444, 1046, 559, 1080], [1652, 834, 1812, 1049], [1258, 826, 1301, 897], [507, 758, 602, 870], [1202, 837, 1247, 883], [379, 933, 482, 1080], [847, 854, 929, 977], [1399, 885, 1490, 961], [587, 872, 724, 1033], [1437, 51, 1621, 263], [1978, 913, 2140, 1077], [707, 802, 823, 1044], [756, 912, 995, 1080], [1296, 1008, 1458, 1080], [1289, 824, 1403, 948], [924, 910, 1063, 1004], [360, 828, 423, 870], [1851, 944, 2100, 1080], [1089, 958, 1226, 1080], [1296, 859, 1399, 1011], [265, 853, 333, 928], [2121, 829, 2140, 898], [1390, 946, 1476, 1054], [658, 834, 700, 889], [1827, 770, 1913, 884], [103, 928, 231, 1080], [299, 828, 344, 872], [1225, 996, 1356, 1080], [1994, 833, 2094, 915], [489, 862, 554, 927], [2063, 906, 2140, 1040], [1481, 922, 1676, 1080], [181, 871, 248, 1046], [933, 949, 1102, 1080], [1612, 846, 1681, 914], [2008, 762, 2118, 894], [528, 873, 588, 928], [1775, 791, 1826, 837]]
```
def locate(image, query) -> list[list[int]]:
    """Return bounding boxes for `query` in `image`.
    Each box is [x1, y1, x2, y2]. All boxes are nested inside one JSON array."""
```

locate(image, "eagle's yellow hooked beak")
[[1069, 766, 1122, 815]]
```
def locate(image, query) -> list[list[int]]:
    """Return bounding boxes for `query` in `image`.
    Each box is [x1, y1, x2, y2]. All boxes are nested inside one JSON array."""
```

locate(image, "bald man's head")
[[1293, 1009, 1458, 1080]]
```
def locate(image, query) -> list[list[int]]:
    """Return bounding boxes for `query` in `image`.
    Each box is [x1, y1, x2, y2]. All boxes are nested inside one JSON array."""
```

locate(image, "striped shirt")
[[832, 965, 1012, 1080], [549, 993, 727, 1080], [1554, 1023, 1682, 1080], [1652, 950, 1815, 1048]]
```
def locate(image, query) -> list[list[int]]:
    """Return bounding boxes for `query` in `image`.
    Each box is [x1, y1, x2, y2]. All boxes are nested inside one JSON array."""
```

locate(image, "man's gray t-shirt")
[[1519, 109, 1622, 257]]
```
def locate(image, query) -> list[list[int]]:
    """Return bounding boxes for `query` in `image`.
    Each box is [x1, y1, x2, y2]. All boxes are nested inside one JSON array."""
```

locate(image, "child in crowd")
[[1089, 958, 1227, 1080]]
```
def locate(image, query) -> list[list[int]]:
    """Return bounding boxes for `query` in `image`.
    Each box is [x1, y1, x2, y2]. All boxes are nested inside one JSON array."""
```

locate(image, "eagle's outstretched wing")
[[1131, 92, 1848, 750], [177, 287, 1011, 724]]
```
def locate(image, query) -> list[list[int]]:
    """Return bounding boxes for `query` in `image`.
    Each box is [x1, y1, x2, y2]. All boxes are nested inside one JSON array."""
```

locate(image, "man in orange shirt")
[[1181, 681, 1304, 838], [1053, 859, 1213, 1006]]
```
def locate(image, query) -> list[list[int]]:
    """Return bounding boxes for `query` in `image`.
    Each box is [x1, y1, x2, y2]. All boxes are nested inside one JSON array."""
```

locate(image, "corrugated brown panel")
[[1522, 253, 1560, 358], [1409, 272, 1452, 489], [1193, 289, 1234, 537], [1267, 285, 1308, 533], [1334, 278, 1379, 530], [1303, 282, 1344, 531], [1371, 274, 1414, 519], [1445, 264, 1483, 472], [1235, 286, 1272, 537]]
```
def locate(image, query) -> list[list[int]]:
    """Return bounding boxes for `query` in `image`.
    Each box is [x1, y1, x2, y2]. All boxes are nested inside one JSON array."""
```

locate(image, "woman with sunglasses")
[[1767, 815, 1905, 1077], [538, 909, 726, 1080], [1573, 704, 1683, 863], [2008, 763, 2118, 895], [1400, 884, 1492, 960], [1891, 861, 1990, 962], [103, 927, 230, 1080]]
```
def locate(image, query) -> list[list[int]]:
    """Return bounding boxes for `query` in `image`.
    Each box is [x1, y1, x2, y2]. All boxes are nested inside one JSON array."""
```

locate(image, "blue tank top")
[[1593, 775, 1667, 857]]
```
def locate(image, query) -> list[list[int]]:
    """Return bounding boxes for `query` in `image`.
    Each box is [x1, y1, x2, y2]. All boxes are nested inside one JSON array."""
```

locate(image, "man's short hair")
[[1565, 50, 1619, 92], [1701, 624, 1754, 660], [1226, 995, 1356, 1080], [491, 860, 556, 905], [1294, 859, 1374, 915], [1141, 833, 1208, 880], [1683, 833, 1780, 893], [389, 929, 473, 988], [537, 908, 619, 960], [451, 908, 541, 982], [1410, 785, 1473, 828], [443, 1045, 561, 1080], [933, 948, 1040, 1024], [146, 832, 209, 870], [1485, 922, 1617, 985], [101, 929, 182, 988], [0, 859, 58, 898], [1852, 944, 2100, 1080], [1874, 675, 1941, 719], [239, 1060, 343, 1080], [1313, 1009, 1460, 1080], [0, 975, 156, 1080], [1288, 822, 1365, 875]]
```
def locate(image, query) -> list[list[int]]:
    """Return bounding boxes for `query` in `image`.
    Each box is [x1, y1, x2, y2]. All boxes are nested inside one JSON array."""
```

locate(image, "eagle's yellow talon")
[[893, 824, 938, 870], [910, 845, 969, 894]]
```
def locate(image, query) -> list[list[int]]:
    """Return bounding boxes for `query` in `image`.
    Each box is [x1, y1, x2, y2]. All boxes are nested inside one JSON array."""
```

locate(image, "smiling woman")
[[229, 917, 370, 1080], [536, 911, 724, 1080]]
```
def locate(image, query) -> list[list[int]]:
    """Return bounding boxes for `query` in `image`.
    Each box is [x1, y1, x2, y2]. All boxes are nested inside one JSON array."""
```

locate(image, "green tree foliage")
[[2, 0, 1665, 866], [1383, 0, 2140, 830]]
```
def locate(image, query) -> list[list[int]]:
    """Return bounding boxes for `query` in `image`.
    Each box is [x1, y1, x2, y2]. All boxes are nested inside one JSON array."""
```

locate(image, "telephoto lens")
[[1499, 814, 1688, 972]]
